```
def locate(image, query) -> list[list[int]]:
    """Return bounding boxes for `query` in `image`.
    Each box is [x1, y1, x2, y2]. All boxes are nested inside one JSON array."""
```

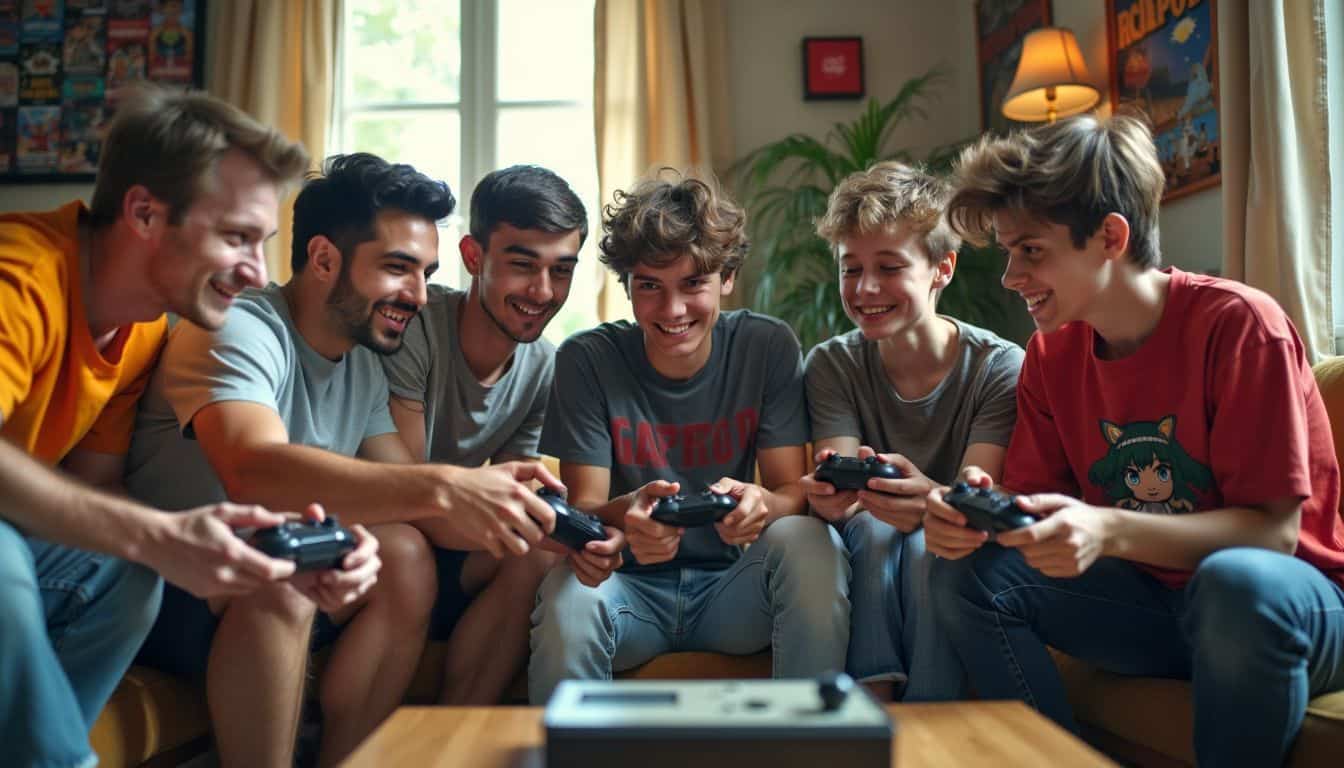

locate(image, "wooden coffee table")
[[342, 701, 1117, 767]]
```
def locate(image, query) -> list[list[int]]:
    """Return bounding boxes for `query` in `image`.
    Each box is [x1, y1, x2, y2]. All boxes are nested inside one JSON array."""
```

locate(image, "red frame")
[[802, 37, 864, 101]]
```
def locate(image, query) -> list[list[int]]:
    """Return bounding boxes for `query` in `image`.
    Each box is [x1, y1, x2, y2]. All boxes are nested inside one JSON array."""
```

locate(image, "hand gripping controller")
[[651, 491, 738, 527], [249, 516, 356, 572], [941, 482, 1035, 532], [813, 454, 902, 491], [537, 488, 608, 550]]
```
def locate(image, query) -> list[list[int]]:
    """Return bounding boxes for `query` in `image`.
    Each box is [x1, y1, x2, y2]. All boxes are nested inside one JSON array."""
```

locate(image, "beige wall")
[[726, 0, 1223, 275]]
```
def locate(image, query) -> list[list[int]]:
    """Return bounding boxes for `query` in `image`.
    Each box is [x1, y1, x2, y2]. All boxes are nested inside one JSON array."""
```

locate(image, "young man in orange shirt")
[[0, 87, 380, 768]]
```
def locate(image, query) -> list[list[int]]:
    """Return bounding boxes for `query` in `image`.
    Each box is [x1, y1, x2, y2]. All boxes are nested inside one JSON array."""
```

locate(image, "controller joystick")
[[537, 487, 608, 550]]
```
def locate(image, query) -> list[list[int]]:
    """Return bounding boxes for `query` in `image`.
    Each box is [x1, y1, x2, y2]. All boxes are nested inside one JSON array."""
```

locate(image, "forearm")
[[0, 438, 165, 560], [1101, 505, 1299, 570], [577, 490, 639, 529], [762, 481, 806, 523], [217, 442, 451, 527]]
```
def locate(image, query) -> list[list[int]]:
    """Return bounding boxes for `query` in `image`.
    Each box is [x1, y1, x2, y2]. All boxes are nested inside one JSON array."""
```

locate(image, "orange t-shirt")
[[0, 202, 168, 465]]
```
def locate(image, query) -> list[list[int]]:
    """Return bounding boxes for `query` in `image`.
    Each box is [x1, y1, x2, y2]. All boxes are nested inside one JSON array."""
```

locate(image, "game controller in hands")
[[537, 487, 609, 550], [248, 516, 357, 572], [814, 455, 902, 491], [941, 482, 1035, 532], [651, 490, 738, 527]]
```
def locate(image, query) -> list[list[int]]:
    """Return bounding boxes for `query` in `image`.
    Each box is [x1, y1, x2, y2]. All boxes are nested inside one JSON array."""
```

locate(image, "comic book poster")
[[1107, 0, 1220, 201], [0, 108, 13, 172], [61, 12, 102, 73], [20, 0, 62, 43], [975, 0, 1052, 135], [105, 35, 143, 90], [66, 0, 106, 11], [0, 21, 17, 55], [0, 60, 17, 106], [106, 0, 145, 42], [18, 41, 60, 103], [58, 100, 98, 171], [147, 0, 188, 80], [16, 103, 57, 171]]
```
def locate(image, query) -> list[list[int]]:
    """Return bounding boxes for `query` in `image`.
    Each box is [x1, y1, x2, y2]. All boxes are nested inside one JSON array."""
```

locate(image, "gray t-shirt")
[[804, 319, 1023, 485], [540, 310, 810, 572], [125, 285, 397, 511], [380, 285, 553, 466]]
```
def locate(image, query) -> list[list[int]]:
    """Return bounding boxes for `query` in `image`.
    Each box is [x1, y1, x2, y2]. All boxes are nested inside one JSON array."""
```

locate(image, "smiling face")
[[627, 253, 733, 378], [1125, 457, 1174, 503], [469, 222, 581, 343], [994, 208, 1112, 334], [148, 149, 278, 330], [837, 227, 951, 341], [326, 209, 439, 355]]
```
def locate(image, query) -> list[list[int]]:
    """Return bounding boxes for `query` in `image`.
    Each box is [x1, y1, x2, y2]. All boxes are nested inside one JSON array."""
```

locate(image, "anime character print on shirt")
[[1087, 415, 1213, 515]]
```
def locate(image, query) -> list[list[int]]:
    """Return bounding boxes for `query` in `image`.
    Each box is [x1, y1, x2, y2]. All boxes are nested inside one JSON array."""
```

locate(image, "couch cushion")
[[90, 665, 209, 768]]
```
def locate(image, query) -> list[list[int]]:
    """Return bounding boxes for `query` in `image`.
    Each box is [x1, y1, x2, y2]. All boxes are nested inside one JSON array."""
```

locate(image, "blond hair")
[[90, 84, 310, 227], [599, 169, 748, 281], [946, 113, 1164, 267], [816, 161, 960, 262]]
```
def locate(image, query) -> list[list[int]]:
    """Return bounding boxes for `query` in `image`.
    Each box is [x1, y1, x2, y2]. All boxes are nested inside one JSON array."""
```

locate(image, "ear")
[[460, 235, 484, 277], [1157, 415, 1176, 439], [122, 185, 166, 241], [932, 250, 957, 289], [307, 235, 342, 284], [1100, 420, 1124, 446], [719, 270, 736, 295], [1099, 212, 1132, 263]]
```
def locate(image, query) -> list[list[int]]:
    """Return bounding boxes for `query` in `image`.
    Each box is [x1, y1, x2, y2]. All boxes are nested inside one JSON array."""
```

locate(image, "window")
[[335, 0, 602, 343]]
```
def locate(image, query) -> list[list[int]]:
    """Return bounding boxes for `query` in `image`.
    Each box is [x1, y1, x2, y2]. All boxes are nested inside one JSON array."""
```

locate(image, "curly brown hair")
[[946, 113, 1164, 268], [599, 170, 749, 282]]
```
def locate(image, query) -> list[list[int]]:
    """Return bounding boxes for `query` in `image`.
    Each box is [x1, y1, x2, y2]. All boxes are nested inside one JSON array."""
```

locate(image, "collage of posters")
[[0, 0, 199, 178]]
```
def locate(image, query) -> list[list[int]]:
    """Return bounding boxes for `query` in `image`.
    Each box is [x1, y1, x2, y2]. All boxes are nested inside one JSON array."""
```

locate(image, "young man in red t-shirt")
[[923, 113, 1344, 765]]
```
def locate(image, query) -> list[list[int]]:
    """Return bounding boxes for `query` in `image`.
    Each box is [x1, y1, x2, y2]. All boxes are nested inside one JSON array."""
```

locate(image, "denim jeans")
[[841, 512, 966, 700], [931, 545, 1344, 766], [528, 515, 850, 704], [0, 519, 163, 768]]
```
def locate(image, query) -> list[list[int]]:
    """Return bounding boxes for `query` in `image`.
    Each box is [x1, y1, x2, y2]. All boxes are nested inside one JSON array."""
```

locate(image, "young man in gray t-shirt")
[[125, 155, 563, 766], [529, 172, 850, 704], [380, 165, 610, 706], [801, 162, 1022, 702]]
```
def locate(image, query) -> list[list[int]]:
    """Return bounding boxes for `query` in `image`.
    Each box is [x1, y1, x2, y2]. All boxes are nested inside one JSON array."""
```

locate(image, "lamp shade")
[[1002, 27, 1100, 122]]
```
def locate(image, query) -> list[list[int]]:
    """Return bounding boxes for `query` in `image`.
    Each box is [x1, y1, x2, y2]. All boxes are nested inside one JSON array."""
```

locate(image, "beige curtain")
[[1219, 0, 1336, 361], [593, 0, 732, 320], [207, 0, 336, 284]]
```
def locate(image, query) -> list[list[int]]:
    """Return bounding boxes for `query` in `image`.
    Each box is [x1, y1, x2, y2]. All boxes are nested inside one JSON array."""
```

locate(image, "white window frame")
[[331, 0, 591, 286]]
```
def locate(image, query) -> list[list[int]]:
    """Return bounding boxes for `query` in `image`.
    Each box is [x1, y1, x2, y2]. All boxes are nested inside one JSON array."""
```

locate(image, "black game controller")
[[537, 488, 608, 550], [814, 454, 902, 491], [249, 516, 356, 572], [651, 491, 738, 527], [942, 482, 1035, 532]]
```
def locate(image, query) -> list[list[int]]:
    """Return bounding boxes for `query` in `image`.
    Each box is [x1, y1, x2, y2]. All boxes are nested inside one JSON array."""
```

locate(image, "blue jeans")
[[0, 519, 163, 768], [528, 515, 850, 704], [931, 545, 1344, 766], [841, 512, 966, 700]]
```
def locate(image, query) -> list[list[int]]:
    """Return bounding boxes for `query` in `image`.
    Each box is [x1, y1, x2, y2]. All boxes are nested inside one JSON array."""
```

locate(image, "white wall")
[[725, 0, 1224, 276]]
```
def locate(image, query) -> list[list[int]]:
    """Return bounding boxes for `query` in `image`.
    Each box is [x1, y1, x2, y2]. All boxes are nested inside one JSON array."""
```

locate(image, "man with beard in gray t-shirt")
[[528, 172, 849, 704], [381, 165, 613, 706]]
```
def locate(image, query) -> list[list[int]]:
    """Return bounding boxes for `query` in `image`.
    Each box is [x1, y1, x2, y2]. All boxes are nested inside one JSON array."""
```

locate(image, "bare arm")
[[1093, 497, 1300, 568], [561, 462, 627, 526], [388, 395, 427, 461], [60, 446, 130, 497], [754, 443, 808, 523], [959, 443, 1006, 483]]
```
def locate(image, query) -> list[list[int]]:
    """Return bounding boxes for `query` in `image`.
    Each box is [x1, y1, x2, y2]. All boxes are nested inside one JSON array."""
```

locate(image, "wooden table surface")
[[342, 701, 1117, 767]]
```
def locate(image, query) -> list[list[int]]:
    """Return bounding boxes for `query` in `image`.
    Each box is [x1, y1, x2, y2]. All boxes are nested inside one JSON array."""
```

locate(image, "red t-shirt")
[[1002, 268, 1344, 589]]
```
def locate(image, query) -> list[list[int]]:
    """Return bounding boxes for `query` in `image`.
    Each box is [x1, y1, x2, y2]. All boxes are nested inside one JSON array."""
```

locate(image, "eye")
[[879, 263, 906, 273], [841, 266, 861, 277], [553, 265, 575, 279], [224, 231, 246, 247], [1157, 466, 1171, 482], [636, 281, 658, 291], [1124, 470, 1140, 486], [512, 260, 535, 271], [385, 263, 408, 274]]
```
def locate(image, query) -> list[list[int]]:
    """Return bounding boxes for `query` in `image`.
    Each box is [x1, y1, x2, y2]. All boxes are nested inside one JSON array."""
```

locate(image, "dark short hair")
[[468, 165, 588, 250], [89, 83, 308, 228], [291, 153, 457, 272]]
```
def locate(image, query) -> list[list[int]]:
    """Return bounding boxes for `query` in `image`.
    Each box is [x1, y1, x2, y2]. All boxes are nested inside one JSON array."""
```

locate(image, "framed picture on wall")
[[0, 0, 206, 184], [975, 0, 1052, 135], [1106, 0, 1220, 202], [802, 36, 864, 100]]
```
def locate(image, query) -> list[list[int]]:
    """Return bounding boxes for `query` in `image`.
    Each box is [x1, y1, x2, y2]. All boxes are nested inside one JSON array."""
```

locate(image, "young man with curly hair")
[[527, 171, 850, 703], [924, 114, 1344, 765], [800, 162, 1022, 702]]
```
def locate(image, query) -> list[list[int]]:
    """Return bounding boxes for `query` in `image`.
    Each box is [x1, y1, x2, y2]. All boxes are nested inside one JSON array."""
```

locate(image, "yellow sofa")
[[92, 358, 1344, 767]]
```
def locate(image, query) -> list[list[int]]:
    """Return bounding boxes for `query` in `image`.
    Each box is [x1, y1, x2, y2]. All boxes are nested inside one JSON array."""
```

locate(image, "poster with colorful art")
[[1106, 0, 1220, 201], [0, 0, 200, 180]]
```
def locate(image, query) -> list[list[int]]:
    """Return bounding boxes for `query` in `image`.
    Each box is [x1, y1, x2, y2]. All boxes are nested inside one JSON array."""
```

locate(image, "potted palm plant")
[[734, 69, 1033, 350]]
